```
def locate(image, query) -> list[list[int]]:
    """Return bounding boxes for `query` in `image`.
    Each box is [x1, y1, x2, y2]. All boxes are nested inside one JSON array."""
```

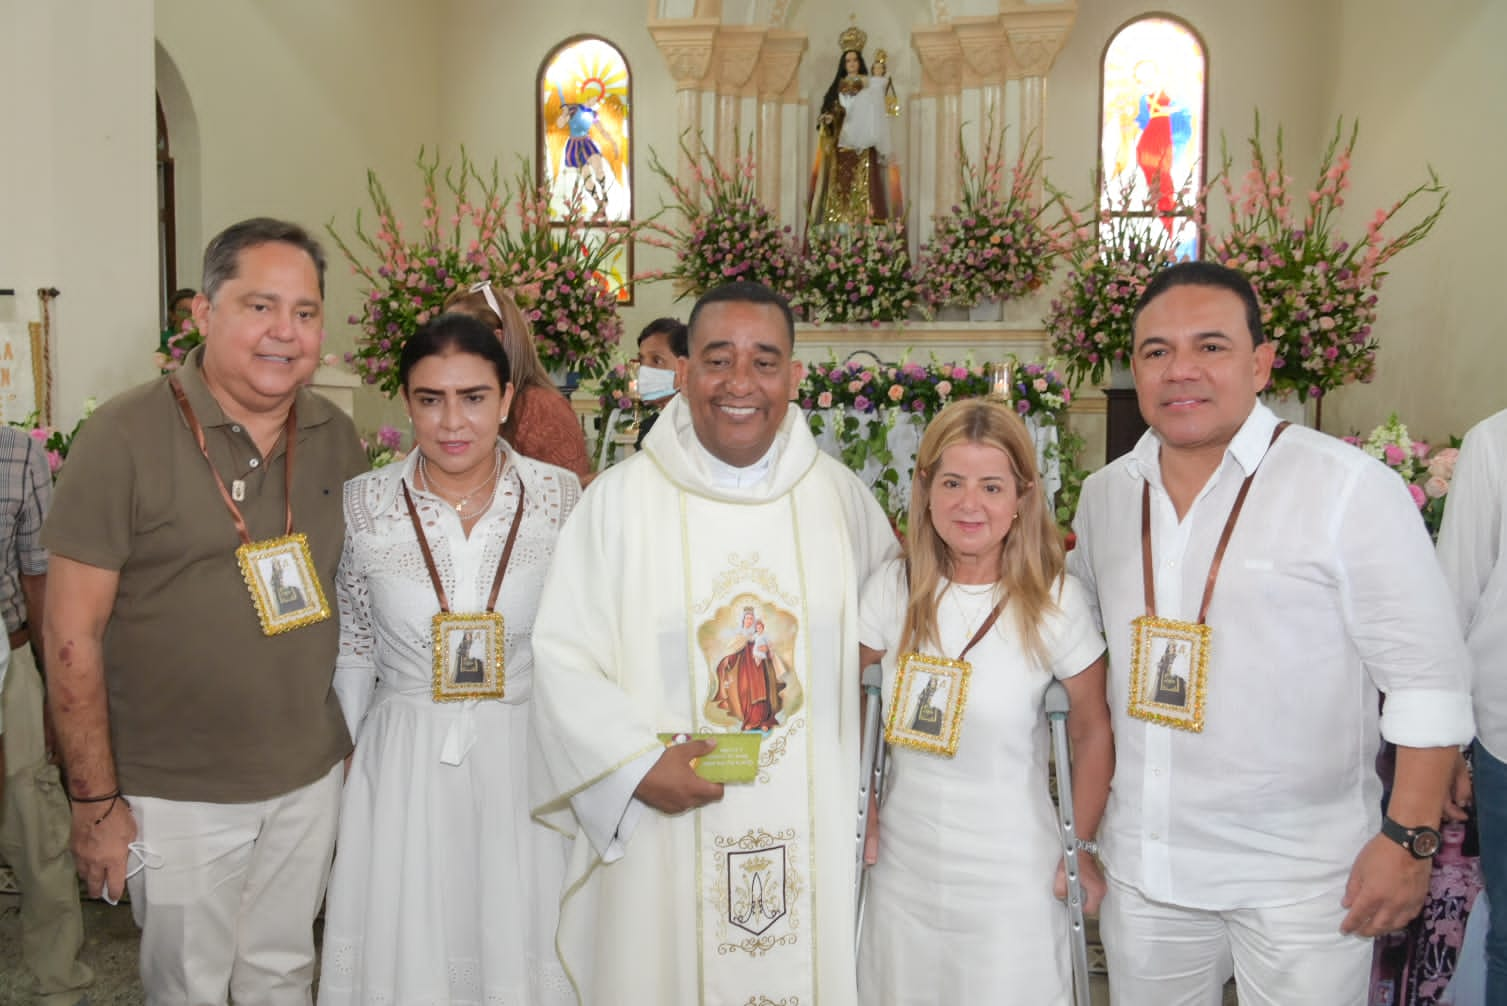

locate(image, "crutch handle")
[[1044, 678, 1070, 719]]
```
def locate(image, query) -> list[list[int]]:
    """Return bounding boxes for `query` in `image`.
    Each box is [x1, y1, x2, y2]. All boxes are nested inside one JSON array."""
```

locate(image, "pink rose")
[[1033, 378, 1048, 392], [887, 385, 905, 402], [47, 450, 62, 473], [1427, 448, 1458, 480], [936, 380, 953, 397], [951, 366, 968, 380], [1383, 444, 1407, 466], [1423, 475, 1449, 499], [847, 380, 863, 393], [1407, 483, 1427, 509], [817, 391, 834, 409]]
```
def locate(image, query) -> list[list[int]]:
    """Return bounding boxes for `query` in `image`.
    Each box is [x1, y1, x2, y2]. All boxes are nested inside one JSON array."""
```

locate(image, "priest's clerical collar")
[[696, 440, 777, 490]]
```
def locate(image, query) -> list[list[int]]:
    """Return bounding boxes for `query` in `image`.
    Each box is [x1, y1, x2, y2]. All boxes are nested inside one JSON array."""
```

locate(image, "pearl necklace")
[[418, 447, 502, 517]]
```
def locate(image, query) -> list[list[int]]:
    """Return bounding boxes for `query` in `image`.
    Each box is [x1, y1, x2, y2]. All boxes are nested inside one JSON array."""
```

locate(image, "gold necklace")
[[419, 448, 502, 515]]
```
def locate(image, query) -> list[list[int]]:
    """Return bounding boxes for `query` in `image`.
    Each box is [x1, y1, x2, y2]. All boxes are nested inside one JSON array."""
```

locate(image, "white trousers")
[[1100, 873, 1373, 1006], [126, 762, 343, 1006]]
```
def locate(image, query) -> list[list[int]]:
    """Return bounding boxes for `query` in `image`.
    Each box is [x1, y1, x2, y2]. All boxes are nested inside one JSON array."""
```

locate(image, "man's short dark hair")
[[637, 317, 689, 358], [170, 287, 197, 305], [1133, 260, 1265, 346], [202, 217, 327, 301], [687, 282, 796, 349]]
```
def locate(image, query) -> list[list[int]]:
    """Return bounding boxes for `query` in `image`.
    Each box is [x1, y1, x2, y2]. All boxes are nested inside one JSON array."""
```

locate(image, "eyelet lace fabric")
[[320, 453, 580, 1006]]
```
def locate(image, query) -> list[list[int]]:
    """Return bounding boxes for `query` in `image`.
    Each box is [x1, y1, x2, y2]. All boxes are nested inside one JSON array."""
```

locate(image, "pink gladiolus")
[[47, 451, 62, 472], [1407, 483, 1427, 509]]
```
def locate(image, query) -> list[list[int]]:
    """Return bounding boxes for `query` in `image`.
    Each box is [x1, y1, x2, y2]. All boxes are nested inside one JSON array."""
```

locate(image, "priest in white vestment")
[[530, 282, 897, 1006]]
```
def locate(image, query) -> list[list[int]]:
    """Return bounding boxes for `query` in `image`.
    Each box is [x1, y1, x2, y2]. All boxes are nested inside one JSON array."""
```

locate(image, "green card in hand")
[[658, 731, 763, 784]]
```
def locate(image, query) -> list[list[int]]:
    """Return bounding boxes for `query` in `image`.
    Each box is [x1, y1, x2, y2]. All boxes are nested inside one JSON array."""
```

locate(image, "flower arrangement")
[[1209, 115, 1447, 401], [797, 356, 1069, 516], [1006, 360, 1073, 420], [1044, 181, 1182, 387], [797, 223, 918, 324], [157, 321, 203, 373], [327, 148, 503, 396], [328, 149, 628, 397], [644, 134, 801, 301], [917, 127, 1063, 310], [489, 163, 627, 381], [362, 425, 407, 469], [1347, 413, 1458, 539], [592, 361, 639, 447], [9, 398, 97, 477]]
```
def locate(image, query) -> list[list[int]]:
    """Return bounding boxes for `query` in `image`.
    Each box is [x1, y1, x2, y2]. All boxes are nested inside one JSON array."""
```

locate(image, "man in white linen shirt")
[[1068, 260, 1474, 1006], [1435, 406, 1507, 1005], [530, 281, 896, 1006]]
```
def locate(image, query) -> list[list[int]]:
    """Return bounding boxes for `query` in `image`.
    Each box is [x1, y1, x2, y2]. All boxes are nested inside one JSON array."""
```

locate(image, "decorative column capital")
[[953, 17, 1009, 87], [912, 24, 964, 97], [999, 1, 1076, 79], [711, 25, 765, 93], [648, 20, 720, 88], [757, 31, 807, 101]]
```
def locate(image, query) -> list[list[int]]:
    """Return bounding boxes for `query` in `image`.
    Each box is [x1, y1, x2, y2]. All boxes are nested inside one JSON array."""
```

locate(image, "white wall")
[[1319, 0, 1506, 441], [0, 0, 158, 428], [154, 0, 445, 429]]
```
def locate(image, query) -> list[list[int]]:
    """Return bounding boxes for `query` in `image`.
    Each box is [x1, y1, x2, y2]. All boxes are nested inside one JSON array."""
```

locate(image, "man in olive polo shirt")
[[42, 217, 366, 1004]]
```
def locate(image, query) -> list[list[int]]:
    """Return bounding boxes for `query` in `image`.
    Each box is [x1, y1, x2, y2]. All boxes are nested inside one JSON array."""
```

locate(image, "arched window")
[[538, 36, 633, 301], [1099, 15, 1206, 260]]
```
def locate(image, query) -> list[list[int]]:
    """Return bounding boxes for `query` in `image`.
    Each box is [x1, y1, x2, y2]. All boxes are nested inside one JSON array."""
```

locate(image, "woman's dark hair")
[[398, 312, 513, 390], [820, 49, 868, 119]]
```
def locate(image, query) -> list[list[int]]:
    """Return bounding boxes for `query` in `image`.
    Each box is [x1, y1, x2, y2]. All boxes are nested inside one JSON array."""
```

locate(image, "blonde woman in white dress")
[[319, 313, 578, 1005], [857, 397, 1113, 1004]]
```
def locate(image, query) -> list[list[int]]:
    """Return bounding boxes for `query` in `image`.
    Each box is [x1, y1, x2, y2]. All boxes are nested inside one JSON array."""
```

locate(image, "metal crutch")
[[1045, 679, 1093, 1006], [854, 662, 887, 955]]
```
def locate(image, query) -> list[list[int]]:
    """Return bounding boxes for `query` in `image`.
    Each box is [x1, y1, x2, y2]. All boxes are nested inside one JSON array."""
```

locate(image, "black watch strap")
[[1380, 814, 1442, 859]]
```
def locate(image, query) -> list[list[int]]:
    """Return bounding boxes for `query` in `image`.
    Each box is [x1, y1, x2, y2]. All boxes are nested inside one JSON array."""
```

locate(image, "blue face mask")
[[638, 365, 678, 402]]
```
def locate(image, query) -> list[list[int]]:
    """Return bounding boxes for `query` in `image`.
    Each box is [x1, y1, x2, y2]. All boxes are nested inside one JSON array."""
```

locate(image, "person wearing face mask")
[[633, 317, 687, 450]]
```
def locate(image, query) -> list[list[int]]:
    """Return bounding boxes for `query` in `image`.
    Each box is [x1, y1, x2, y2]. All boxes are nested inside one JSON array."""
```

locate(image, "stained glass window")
[[1099, 16, 1206, 261], [539, 36, 632, 227]]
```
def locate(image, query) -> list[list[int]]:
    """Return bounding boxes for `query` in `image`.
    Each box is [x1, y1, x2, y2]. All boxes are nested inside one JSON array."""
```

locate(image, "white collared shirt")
[[1435, 408, 1507, 761], [1068, 402, 1474, 910]]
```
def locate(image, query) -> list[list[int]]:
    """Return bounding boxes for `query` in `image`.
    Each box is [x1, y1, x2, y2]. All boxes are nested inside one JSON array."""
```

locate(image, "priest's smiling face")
[[684, 300, 801, 469]]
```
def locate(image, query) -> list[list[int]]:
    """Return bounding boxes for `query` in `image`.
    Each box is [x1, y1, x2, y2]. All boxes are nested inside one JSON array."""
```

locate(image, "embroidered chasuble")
[[530, 395, 896, 1006]]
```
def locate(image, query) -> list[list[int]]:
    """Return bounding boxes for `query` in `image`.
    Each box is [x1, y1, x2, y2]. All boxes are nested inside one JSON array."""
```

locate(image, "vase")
[[1260, 390, 1312, 426], [969, 298, 1004, 323]]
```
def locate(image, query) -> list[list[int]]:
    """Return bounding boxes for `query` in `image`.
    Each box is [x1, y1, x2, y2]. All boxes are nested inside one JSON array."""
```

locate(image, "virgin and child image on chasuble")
[[698, 593, 804, 733]]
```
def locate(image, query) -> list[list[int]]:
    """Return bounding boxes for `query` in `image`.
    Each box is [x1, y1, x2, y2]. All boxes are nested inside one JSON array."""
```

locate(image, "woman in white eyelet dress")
[[319, 315, 579, 1006]]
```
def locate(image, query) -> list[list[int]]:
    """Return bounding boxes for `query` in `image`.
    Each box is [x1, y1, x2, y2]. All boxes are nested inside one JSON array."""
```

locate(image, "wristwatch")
[[1380, 815, 1442, 859]]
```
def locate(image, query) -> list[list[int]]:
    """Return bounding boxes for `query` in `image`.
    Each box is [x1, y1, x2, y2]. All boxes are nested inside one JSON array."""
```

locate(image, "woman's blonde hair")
[[899, 397, 1065, 668], [444, 283, 558, 438]]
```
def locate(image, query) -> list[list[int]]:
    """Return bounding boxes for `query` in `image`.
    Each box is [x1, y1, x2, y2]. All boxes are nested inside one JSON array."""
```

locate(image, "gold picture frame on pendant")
[[1127, 615, 1211, 732], [432, 612, 506, 703], [236, 534, 331, 636], [884, 652, 972, 757]]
